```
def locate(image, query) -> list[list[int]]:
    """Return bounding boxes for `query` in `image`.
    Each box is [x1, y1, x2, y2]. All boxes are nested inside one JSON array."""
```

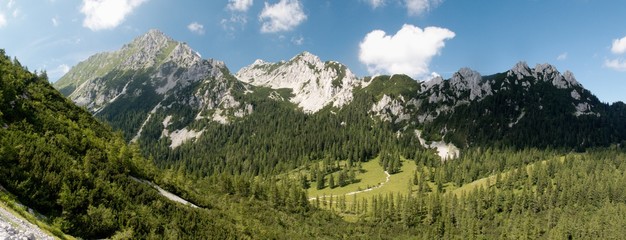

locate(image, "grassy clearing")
[[305, 157, 418, 214], [299, 153, 568, 222], [307, 160, 388, 199]]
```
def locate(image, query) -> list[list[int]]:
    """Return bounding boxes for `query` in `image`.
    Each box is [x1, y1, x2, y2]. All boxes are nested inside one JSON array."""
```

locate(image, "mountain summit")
[[54, 30, 251, 146], [236, 51, 365, 112]]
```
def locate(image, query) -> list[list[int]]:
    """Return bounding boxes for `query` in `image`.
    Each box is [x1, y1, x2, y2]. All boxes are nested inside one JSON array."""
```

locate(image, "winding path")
[[309, 171, 391, 201]]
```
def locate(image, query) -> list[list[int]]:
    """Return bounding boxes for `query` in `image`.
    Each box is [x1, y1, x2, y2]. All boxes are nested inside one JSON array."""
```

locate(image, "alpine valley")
[[2, 29, 626, 239]]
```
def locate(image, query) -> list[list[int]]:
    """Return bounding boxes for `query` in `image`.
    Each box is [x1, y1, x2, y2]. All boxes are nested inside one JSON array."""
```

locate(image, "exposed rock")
[[236, 51, 364, 113], [415, 130, 459, 161], [0, 206, 55, 240], [370, 95, 411, 123]]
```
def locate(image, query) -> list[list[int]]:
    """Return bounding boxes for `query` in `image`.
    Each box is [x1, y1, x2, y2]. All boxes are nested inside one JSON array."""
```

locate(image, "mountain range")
[[55, 30, 626, 159]]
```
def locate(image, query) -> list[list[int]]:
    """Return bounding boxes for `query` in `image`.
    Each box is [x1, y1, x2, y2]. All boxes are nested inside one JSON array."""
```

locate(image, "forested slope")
[[0, 50, 421, 239]]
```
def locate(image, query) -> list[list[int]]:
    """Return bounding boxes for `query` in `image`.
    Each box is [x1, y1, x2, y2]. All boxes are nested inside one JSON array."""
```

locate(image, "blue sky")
[[1, 0, 625, 103]]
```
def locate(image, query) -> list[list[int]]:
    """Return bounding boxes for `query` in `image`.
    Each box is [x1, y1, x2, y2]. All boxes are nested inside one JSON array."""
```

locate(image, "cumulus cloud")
[[80, 0, 147, 31], [222, 0, 253, 33], [187, 22, 205, 35], [259, 0, 307, 33], [611, 36, 626, 55], [359, 24, 455, 78], [227, 0, 253, 12], [0, 14, 6, 28], [365, 0, 385, 8], [221, 14, 248, 32], [405, 0, 442, 16], [557, 52, 568, 61], [605, 58, 626, 72]]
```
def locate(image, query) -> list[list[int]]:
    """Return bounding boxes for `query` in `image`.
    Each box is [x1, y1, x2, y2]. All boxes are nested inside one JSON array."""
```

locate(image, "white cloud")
[[52, 17, 59, 27], [227, 0, 253, 12], [359, 24, 455, 78], [221, 14, 248, 32], [611, 36, 626, 55], [291, 35, 304, 45], [47, 64, 71, 79], [259, 0, 307, 33], [557, 52, 568, 61], [405, 0, 442, 16], [605, 58, 626, 72], [7, 0, 15, 8], [11, 8, 18, 18], [222, 0, 252, 33], [187, 22, 205, 35], [0, 14, 6, 28], [80, 0, 148, 31], [365, 0, 385, 8], [57, 64, 70, 75]]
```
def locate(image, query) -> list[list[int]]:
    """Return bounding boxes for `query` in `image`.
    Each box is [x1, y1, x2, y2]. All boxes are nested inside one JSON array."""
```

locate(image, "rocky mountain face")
[[55, 29, 625, 156], [54, 30, 252, 147], [413, 61, 597, 121], [236, 52, 365, 113], [364, 61, 617, 149]]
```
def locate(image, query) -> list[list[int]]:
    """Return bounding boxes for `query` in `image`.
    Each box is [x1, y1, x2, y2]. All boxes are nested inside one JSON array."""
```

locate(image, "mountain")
[[54, 30, 626, 171], [54, 30, 252, 146], [362, 61, 624, 149], [236, 51, 365, 112]]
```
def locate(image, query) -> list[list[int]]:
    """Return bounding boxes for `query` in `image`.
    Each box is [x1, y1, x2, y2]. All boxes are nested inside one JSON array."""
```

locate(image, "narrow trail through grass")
[[309, 171, 390, 200]]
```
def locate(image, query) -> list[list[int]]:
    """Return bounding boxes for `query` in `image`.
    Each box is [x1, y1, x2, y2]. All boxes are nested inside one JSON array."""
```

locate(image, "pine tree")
[[316, 172, 325, 190]]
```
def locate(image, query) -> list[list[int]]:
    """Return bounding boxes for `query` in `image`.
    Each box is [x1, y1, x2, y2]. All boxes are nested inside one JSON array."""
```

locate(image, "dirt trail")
[[309, 171, 391, 201], [130, 177, 199, 208]]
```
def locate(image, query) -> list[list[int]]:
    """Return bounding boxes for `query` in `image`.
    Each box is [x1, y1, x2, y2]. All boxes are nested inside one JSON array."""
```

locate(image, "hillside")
[[1, 49, 419, 239]]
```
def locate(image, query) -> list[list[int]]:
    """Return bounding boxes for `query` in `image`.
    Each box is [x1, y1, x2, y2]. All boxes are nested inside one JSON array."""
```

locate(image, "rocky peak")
[[532, 63, 581, 89], [506, 62, 581, 89], [533, 63, 559, 80], [508, 61, 532, 80], [120, 29, 180, 70], [252, 59, 266, 65], [291, 51, 322, 65], [130, 29, 172, 48], [450, 68, 489, 101], [562, 70, 581, 88], [236, 51, 362, 112]]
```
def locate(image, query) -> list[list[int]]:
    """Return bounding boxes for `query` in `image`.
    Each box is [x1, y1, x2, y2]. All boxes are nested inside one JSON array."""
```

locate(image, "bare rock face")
[[236, 51, 365, 113]]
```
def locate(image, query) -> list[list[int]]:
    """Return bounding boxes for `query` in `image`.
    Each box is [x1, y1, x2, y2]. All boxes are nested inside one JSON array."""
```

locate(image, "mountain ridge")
[[54, 29, 626, 158]]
